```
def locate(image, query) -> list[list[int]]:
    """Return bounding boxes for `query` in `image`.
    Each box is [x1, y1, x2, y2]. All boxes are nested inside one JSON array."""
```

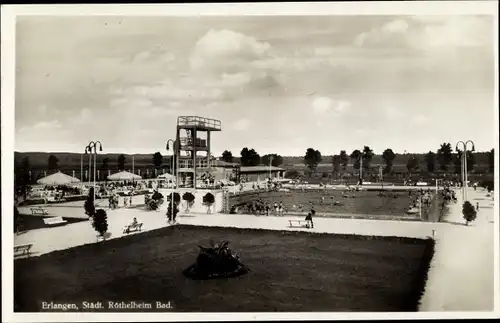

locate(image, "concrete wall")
[[157, 188, 224, 214]]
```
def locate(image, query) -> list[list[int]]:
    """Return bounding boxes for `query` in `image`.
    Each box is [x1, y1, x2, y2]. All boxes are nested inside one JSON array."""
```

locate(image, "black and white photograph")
[[1, 1, 499, 321]]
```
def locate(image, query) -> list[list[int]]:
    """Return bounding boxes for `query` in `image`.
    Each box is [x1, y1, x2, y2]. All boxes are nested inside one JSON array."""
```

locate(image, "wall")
[[158, 188, 224, 214]]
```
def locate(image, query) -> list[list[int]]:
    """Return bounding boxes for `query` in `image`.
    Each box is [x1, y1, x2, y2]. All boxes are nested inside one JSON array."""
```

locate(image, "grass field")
[[15, 214, 88, 232], [15, 225, 434, 312], [230, 189, 424, 217]]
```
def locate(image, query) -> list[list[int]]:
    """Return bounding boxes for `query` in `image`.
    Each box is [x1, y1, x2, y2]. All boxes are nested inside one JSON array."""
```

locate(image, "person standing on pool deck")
[[305, 211, 314, 229]]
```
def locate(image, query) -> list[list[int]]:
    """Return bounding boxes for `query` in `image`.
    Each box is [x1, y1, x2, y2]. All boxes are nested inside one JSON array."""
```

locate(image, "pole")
[[93, 150, 97, 203], [80, 154, 83, 181], [360, 154, 363, 184], [171, 154, 174, 223], [464, 147, 467, 202], [88, 152, 92, 186], [419, 195, 422, 220], [461, 151, 465, 201]]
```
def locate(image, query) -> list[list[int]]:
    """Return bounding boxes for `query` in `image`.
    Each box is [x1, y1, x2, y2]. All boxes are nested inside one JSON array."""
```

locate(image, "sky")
[[14, 15, 496, 156]]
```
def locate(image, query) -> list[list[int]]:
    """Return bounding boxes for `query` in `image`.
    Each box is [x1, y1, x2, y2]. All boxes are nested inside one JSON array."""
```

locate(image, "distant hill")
[[14, 151, 492, 171]]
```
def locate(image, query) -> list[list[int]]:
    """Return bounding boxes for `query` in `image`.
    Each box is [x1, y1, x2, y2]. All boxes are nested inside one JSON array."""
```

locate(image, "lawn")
[[14, 225, 434, 312], [15, 214, 88, 232], [230, 189, 427, 217]]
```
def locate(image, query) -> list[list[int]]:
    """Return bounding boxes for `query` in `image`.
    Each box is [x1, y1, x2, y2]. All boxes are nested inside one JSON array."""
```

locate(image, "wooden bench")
[[123, 223, 143, 234], [43, 216, 67, 226], [30, 207, 49, 215], [288, 219, 312, 228], [14, 243, 33, 258]]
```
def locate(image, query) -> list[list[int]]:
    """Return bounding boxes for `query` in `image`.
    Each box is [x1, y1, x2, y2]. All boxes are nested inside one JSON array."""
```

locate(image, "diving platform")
[[177, 116, 222, 131]]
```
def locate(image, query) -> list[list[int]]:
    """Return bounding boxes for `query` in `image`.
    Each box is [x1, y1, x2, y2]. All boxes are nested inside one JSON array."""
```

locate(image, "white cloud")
[[384, 105, 406, 120], [232, 118, 251, 131], [411, 114, 429, 125], [190, 29, 271, 71], [312, 97, 351, 114], [382, 20, 409, 34], [354, 19, 409, 47]]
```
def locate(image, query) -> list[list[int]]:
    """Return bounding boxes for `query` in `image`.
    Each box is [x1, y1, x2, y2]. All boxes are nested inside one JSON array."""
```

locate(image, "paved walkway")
[[14, 187, 495, 312]]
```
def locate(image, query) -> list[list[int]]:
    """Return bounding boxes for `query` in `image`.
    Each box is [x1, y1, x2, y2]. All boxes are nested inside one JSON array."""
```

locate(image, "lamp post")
[[456, 140, 475, 202], [86, 141, 103, 203], [85, 142, 94, 187], [269, 155, 273, 182], [166, 139, 176, 223]]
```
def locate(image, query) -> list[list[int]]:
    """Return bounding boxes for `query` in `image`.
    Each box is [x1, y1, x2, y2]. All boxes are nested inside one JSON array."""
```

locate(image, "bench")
[[123, 223, 143, 234], [43, 216, 67, 226], [30, 207, 49, 215], [14, 243, 33, 258], [288, 219, 312, 229]]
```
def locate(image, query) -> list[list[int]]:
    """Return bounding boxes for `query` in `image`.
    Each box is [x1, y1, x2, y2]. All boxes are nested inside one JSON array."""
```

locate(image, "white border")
[[2, 2, 499, 322]]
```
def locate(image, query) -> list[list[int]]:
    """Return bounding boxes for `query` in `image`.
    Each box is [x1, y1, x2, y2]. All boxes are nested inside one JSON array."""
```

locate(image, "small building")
[[239, 166, 285, 183]]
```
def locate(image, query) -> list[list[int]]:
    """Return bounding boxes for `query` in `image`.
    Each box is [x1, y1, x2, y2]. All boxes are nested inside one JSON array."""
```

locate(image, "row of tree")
[[18, 144, 495, 176]]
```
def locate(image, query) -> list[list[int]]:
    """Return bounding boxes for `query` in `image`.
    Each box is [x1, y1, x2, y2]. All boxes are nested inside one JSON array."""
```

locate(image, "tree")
[[48, 155, 59, 171], [462, 201, 477, 226], [382, 149, 396, 173], [84, 187, 95, 217], [331, 155, 341, 175], [453, 150, 463, 174], [166, 192, 181, 222], [424, 151, 436, 173], [240, 147, 260, 166], [488, 148, 494, 173], [100, 157, 109, 171], [304, 148, 322, 174], [92, 209, 108, 238], [221, 150, 233, 163], [339, 150, 349, 170], [182, 192, 196, 213], [19, 157, 31, 184], [437, 142, 453, 171], [152, 152, 163, 168], [350, 150, 361, 170], [285, 170, 300, 179], [362, 146, 374, 170], [203, 192, 215, 214], [261, 154, 284, 167], [466, 151, 475, 172], [407, 156, 419, 173], [117, 154, 126, 171]]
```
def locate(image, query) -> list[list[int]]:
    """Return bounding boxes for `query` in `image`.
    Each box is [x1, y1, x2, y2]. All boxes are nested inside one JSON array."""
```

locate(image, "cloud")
[[232, 118, 251, 131], [355, 16, 492, 51], [384, 105, 406, 120], [354, 19, 409, 47], [190, 29, 271, 72], [312, 97, 351, 114], [411, 114, 429, 125]]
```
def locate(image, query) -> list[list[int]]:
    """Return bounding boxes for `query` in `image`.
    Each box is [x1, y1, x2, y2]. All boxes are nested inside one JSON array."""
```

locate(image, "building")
[[239, 166, 285, 182]]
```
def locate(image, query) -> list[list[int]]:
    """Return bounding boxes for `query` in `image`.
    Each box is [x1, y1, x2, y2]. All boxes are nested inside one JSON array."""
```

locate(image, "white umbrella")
[[107, 171, 142, 181], [37, 171, 81, 185]]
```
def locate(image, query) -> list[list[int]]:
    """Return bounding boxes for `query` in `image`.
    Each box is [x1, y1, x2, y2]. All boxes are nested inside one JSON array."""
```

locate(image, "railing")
[[177, 116, 221, 130], [179, 137, 207, 148]]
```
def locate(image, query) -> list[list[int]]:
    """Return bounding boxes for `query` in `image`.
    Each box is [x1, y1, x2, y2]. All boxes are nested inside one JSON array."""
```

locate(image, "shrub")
[[183, 192, 196, 212], [479, 179, 494, 192], [166, 192, 181, 204], [462, 201, 477, 225], [152, 191, 164, 201], [92, 209, 108, 237], [203, 192, 215, 214], [167, 202, 179, 222], [84, 187, 95, 217]]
